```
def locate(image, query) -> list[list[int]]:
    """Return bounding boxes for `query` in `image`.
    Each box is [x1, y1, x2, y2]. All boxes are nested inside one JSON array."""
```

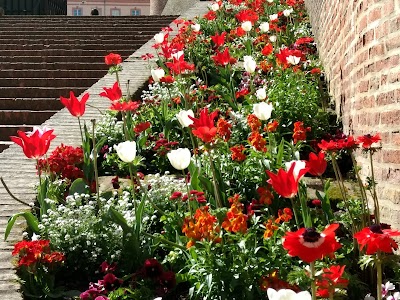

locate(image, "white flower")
[[287, 55, 301, 65], [267, 288, 311, 300], [115, 141, 137, 163], [154, 32, 165, 44], [255, 88, 267, 100], [210, 2, 220, 11], [269, 35, 277, 42], [172, 50, 184, 60], [253, 102, 273, 120], [364, 294, 375, 300], [151, 68, 165, 82], [241, 21, 252, 32], [31, 233, 41, 241], [167, 148, 191, 170], [176, 109, 194, 127], [283, 8, 293, 17], [267, 0, 274, 2], [285, 160, 307, 180], [259, 22, 270, 33], [243, 55, 257, 73], [191, 23, 200, 32], [269, 14, 278, 21]]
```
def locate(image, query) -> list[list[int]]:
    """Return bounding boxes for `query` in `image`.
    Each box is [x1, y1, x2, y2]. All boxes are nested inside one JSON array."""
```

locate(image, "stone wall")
[[304, 0, 400, 226]]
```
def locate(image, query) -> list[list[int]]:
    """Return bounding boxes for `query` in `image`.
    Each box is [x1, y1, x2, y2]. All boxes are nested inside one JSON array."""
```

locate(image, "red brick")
[[380, 149, 400, 164], [380, 110, 400, 125], [368, 7, 382, 23], [358, 80, 369, 93]]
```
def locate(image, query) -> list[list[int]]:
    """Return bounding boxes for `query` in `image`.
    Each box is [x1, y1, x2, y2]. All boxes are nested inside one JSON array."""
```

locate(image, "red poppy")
[[318, 136, 359, 151], [189, 108, 219, 143], [11, 127, 56, 159], [212, 48, 237, 67], [266, 163, 308, 199], [99, 82, 122, 101], [261, 43, 274, 56], [211, 32, 227, 48], [354, 224, 400, 255], [282, 223, 341, 263], [134, 121, 151, 134], [109, 101, 140, 112], [357, 133, 381, 149], [104, 53, 122, 65], [316, 265, 349, 298], [306, 151, 327, 176], [60, 91, 89, 117]]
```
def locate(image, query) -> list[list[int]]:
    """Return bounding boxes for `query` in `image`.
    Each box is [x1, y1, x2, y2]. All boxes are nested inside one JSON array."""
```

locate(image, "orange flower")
[[266, 120, 279, 132], [248, 131, 267, 152], [247, 114, 261, 131], [230, 144, 247, 162], [221, 194, 248, 233], [292, 121, 311, 143], [216, 118, 232, 141], [263, 219, 278, 239], [275, 208, 293, 223], [257, 186, 273, 205]]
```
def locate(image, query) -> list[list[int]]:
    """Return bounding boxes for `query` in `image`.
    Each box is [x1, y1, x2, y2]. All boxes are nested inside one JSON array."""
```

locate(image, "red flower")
[[266, 162, 308, 198], [211, 31, 227, 48], [204, 10, 217, 21], [318, 136, 359, 151], [306, 151, 327, 176], [216, 118, 232, 141], [99, 82, 122, 101], [282, 224, 341, 263], [165, 54, 195, 75], [294, 37, 314, 47], [109, 101, 140, 112], [230, 144, 247, 162], [310, 68, 321, 74], [261, 43, 274, 56], [316, 265, 349, 298], [266, 120, 279, 132], [160, 75, 175, 83], [235, 9, 259, 23], [357, 133, 381, 149], [276, 48, 304, 68], [293, 121, 311, 143], [212, 48, 237, 67], [189, 108, 219, 143], [247, 114, 261, 132], [11, 127, 56, 159], [134, 121, 151, 134], [248, 131, 267, 152], [143, 258, 163, 279], [354, 224, 400, 255], [60, 91, 89, 117], [104, 53, 122, 65]]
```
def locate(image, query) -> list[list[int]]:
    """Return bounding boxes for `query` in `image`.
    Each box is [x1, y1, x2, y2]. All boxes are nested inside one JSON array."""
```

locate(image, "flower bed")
[[3, 0, 399, 299]]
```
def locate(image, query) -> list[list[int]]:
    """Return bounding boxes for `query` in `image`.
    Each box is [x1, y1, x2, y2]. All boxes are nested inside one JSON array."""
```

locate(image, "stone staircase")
[[0, 15, 178, 152]]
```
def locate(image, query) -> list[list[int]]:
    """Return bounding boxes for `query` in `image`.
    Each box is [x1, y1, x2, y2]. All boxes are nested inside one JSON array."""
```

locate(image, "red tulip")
[[60, 91, 89, 117], [99, 82, 122, 101], [189, 108, 219, 143], [11, 126, 56, 159], [109, 100, 140, 112], [266, 162, 308, 198], [104, 53, 122, 65], [306, 151, 327, 176]]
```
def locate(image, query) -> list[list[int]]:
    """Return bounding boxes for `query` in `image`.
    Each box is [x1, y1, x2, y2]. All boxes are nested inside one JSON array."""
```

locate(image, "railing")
[[0, 0, 67, 15]]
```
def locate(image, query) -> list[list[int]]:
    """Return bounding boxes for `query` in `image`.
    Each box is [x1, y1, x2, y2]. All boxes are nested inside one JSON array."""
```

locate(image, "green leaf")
[[5, 212, 39, 241], [68, 178, 89, 196], [188, 162, 200, 191], [108, 207, 130, 232]]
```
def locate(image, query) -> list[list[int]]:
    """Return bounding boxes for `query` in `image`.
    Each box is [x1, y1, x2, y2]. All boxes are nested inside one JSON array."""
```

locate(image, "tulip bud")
[[241, 21, 252, 32], [255, 88, 267, 100], [243, 56, 256, 73], [269, 35, 277, 43], [176, 109, 194, 127], [151, 68, 165, 82], [115, 141, 137, 163], [287, 55, 301, 65], [154, 32, 165, 44], [283, 8, 293, 17], [210, 2, 219, 11], [191, 23, 201, 32], [253, 102, 273, 120], [167, 148, 191, 170], [259, 22, 270, 33]]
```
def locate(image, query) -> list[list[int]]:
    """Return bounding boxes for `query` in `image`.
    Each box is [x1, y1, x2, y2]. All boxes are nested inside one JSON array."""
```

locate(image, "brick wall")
[[304, 0, 400, 226]]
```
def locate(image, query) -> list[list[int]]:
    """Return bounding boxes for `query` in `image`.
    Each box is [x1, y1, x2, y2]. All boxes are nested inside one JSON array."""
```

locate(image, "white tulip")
[[151, 68, 165, 82], [253, 102, 273, 120], [269, 35, 277, 42], [283, 8, 293, 17], [287, 55, 301, 65], [172, 51, 184, 60], [210, 2, 219, 11], [176, 109, 194, 127], [259, 22, 270, 33], [243, 55, 257, 73], [269, 14, 278, 21], [267, 288, 311, 300], [255, 88, 267, 100], [241, 21, 252, 32], [167, 148, 191, 170], [154, 32, 165, 44], [115, 141, 137, 163], [191, 23, 201, 32]]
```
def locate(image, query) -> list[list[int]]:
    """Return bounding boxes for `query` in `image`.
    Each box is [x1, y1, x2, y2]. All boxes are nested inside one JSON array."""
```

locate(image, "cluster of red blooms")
[[182, 206, 221, 248], [318, 133, 381, 151], [230, 144, 247, 162], [221, 194, 248, 233], [152, 133, 179, 156], [99, 81, 140, 112], [141, 258, 176, 296], [134, 121, 151, 135], [316, 265, 349, 298], [38, 144, 84, 181], [247, 114, 268, 152], [189, 107, 219, 144], [170, 190, 207, 204], [292, 121, 311, 144], [12, 240, 65, 269]]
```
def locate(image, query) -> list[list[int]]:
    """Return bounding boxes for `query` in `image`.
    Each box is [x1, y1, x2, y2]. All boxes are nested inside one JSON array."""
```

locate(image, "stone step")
[[0, 78, 100, 88], [0, 126, 34, 140], [0, 49, 135, 57], [0, 62, 108, 71], [0, 87, 86, 98], [0, 142, 11, 152], [0, 98, 62, 110], [0, 28, 162, 34], [0, 69, 107, 78], [0, 110, 58, 125], [0, 55, 121, 63], [0, 43, 147, 51], [0, 32, 162, 39]]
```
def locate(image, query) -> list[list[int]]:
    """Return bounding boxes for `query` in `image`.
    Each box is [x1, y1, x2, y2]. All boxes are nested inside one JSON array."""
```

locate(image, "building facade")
[[67, 0, 150, 16]]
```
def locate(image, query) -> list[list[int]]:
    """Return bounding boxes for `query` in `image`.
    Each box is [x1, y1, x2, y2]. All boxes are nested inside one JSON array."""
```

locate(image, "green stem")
[[182, 169, 193, 216], [208, 151, 223, 208], [143, 232, 186, 250], [310, 261, 317, 300], [290, 197, 300, 229], [350, 152, 369, 227], [376, 251, 382, 300], [369, 151, 380, 225], [77, 117, 84, 146], [128, 163, 136, 210], [91, 120, 100, 209], [0, 177, 31, 207]]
